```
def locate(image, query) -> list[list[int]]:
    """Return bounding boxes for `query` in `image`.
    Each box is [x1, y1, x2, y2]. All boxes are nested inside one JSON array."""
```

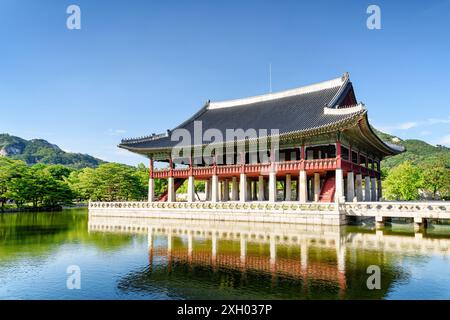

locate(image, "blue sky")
[[1, 0, 449, 166]]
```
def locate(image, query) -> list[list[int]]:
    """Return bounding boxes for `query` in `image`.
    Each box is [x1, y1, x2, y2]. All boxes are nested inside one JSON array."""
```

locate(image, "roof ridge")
[[208, 73, 348, 110]]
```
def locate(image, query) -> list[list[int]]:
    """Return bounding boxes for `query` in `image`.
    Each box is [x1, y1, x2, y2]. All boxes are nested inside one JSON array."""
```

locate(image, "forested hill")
[[373, 129, 450, 170], [0, 134, 105, 169]]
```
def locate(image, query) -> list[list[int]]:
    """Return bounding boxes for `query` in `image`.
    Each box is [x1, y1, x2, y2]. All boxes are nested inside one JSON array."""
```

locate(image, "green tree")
[[383, 161, 423, 201], [5, 163, 74, 209], [0, 158, 28, 211], [69, 163, 148, 201], [421, 159, 450, 200]]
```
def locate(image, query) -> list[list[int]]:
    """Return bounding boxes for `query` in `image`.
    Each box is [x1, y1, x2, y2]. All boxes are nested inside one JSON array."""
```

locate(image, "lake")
[[1, 208, 450, 299]]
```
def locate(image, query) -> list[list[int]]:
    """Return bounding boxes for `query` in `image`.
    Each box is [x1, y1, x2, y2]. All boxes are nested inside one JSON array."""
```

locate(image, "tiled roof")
[[120, 74, 369, 150]]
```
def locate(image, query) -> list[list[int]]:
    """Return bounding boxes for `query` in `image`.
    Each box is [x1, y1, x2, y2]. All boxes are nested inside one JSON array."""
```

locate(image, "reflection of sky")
[[0, 237, 171, 300], [386, 255, 450, 299]]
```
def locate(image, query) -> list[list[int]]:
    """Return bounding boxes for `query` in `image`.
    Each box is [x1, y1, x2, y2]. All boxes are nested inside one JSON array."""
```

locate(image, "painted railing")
[[341, 159, 380, 177], [151, 158, 350, 178], [304, 158, 337, 171]]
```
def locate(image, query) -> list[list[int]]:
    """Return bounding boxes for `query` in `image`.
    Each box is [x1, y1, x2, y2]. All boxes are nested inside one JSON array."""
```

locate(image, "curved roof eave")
[[358, 114, 405, 156]]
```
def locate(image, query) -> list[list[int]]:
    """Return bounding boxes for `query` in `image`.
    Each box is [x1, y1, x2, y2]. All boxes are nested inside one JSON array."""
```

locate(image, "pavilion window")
[[360, 155, 367, 167], [341, 146, 349, 161], [351, 151, 358, 164]]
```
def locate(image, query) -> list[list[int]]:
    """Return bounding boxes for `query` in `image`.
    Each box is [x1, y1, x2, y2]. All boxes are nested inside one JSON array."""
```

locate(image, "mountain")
[[0, 134, 105, 169], [373, 129, 450, 170]]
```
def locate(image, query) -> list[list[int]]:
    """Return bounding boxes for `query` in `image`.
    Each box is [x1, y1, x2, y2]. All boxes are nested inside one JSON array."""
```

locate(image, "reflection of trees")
[[0, 209, 134, 263], [342, 250, 409, 299]]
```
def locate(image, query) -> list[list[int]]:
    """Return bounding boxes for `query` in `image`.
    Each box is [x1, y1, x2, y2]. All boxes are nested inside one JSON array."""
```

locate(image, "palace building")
[[119, 73, 404, 203]]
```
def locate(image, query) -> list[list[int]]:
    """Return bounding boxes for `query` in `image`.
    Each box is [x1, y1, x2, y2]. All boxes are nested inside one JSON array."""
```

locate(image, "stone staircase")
[[158, 178, 186, 202], [319, 173, 335, 202]]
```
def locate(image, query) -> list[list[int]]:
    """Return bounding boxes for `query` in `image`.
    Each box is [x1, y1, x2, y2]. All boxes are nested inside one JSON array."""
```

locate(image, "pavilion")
[[119, 73, 403, 203]]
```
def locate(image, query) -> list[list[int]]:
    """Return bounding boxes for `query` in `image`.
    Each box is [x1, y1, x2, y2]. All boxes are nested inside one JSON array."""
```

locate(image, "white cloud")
[[376, 116, 450, 133], [107, 129, 127, 136], [398, 122, 418, 130]]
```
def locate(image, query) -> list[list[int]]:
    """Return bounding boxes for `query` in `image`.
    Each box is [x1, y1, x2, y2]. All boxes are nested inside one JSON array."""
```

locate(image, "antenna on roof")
[[269, 63, 272, 93]]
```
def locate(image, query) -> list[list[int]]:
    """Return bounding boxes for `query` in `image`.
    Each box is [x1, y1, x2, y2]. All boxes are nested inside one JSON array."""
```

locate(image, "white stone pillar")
[[364, 176, 371, 202], [223, 179, 229, 201], [239, 173, 247, 202], [335, 169, 344, 203], [347, 172, 355, 202], [246, 180, 252, 201], [211, 174, 219, 203], [299, 170, 307, 203], [355, 174, 363, 201], [148, 178, 155, 202], [231, 177, 238, 201], [375, 215, 384, 228], [269, 171, 277, 202], [187, 176, 195, 202], [371, 177, 377, 201], [258, 176, 265, 201], [377, 179, 382, 201], [218, 181, 222, 201], [204, 179, 210, 201], [313, 173, 320, 202], [285, 174, 292, 201], [167, 177, 175, 202]]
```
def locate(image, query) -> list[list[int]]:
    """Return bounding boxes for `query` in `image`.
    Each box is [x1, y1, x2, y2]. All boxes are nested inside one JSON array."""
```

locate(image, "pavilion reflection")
[[88, 215, 450, 299]]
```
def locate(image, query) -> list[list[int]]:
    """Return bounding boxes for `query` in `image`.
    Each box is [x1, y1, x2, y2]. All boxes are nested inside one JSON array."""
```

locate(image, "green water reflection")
[[1, 209, 449, 299]]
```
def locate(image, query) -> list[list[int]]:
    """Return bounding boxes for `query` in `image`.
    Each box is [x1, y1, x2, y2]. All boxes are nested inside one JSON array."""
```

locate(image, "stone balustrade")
[[89, 201, 344, 225], [342, 202, 450, 219], [89, 200, 450, 227]]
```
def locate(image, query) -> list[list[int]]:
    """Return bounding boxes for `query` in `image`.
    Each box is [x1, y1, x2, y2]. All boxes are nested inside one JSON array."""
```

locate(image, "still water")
[[1, 208, 450, 299]]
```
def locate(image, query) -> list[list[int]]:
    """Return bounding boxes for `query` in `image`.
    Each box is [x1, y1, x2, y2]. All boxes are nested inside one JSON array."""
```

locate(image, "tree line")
[[383, 159, 449, 201], [0, 158, 166, 212], [0, 156, 449, 212]]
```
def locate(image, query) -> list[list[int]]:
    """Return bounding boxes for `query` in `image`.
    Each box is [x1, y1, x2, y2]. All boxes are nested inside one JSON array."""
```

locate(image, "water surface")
[[1, 209, 449, 299]]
